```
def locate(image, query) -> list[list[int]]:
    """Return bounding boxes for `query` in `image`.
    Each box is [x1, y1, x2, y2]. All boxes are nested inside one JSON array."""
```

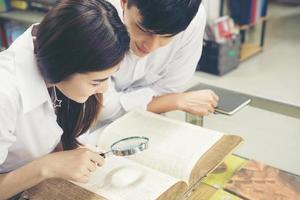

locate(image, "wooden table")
[[23, 178, 217, 200]]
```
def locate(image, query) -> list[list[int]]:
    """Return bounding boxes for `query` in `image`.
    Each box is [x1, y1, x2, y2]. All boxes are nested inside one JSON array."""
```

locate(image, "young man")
[[98, 0, 219, 127]]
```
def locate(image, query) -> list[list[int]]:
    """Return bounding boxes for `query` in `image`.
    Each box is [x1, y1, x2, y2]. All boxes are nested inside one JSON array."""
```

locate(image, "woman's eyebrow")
[[92, 77, 109, 82]]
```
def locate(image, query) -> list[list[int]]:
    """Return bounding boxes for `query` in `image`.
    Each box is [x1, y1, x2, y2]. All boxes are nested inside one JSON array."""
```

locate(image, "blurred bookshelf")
[[0, 10, 45, 51], [238, 17, 267, 31], [0, 0, 53, 51], [0, 10, 44, 24], [220, 0, 268, 61], [273, 0, 300, 4]]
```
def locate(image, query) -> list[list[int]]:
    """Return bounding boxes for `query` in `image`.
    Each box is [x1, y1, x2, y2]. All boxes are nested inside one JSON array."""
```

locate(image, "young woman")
[[0, 0, 130, 199]]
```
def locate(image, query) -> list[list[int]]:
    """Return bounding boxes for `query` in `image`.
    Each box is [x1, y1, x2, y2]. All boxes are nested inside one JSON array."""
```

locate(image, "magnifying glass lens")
[[112, 137, 148, 151], [100, 136, 149, 158]]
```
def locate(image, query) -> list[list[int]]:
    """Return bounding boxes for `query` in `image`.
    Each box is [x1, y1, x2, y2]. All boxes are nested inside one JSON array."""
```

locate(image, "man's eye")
[[91, 83, 100, 86]]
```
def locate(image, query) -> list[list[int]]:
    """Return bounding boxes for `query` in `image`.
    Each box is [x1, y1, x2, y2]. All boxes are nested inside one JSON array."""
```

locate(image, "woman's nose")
[[96, 80, 109, 94]]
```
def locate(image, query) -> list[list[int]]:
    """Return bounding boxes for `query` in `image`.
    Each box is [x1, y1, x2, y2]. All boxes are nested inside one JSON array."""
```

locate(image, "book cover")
[[209, 188, 242, 200], [185, 183, 217, 200], [202, 155, 247, 189], [225, 160, 300, 200]]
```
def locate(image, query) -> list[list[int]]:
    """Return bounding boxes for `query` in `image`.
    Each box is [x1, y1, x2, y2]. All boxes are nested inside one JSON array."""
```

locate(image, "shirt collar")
[[12, 25, 52, 113]]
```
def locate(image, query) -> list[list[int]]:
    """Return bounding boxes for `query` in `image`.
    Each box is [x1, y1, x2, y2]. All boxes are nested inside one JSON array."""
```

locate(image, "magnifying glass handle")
[[99, 151, 112, 158]]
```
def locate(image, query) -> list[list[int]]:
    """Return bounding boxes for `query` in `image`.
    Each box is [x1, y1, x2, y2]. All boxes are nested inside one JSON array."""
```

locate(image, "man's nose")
[[142, 35, 161, 52]]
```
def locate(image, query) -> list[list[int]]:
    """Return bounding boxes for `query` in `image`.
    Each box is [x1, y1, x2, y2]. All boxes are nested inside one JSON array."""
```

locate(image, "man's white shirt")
[[100, 1, 206, 125], [80, 1, 207, 146]]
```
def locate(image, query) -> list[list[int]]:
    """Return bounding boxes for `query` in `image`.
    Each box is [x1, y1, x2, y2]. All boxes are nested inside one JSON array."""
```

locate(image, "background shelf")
[[238, 17, 267, 31], [240, 43, 263, 61], [0, 11, 45, 24]]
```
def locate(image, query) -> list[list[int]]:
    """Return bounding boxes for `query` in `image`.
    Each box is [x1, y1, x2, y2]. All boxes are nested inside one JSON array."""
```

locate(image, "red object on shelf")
[[0, 25, 7, 48], [250, 0, 258, 24]]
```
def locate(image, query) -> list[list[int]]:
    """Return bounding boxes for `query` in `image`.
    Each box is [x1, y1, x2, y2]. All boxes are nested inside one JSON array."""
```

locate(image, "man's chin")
[[134, 51, 148, 57], [131, 43, 150, 57], [132, 48, 149, 57]]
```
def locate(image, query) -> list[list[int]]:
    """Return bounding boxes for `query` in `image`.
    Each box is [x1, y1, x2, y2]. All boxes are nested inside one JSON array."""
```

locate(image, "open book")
[[74, 110, 243, 200]]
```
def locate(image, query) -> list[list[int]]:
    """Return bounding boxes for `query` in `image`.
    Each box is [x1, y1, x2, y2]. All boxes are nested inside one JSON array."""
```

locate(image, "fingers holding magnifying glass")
[[99, 152, 106, 158], [88, 160, 98, 172], [79, 144, 105, 166], [89, 151, 105, 167]]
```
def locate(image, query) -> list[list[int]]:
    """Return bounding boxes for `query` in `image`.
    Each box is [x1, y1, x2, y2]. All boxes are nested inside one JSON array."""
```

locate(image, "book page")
[[74, 155, 180, 200], [96, 110, 223, 183]]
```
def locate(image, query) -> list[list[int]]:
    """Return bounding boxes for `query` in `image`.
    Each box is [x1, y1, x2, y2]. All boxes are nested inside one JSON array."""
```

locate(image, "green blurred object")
[[228, 50, 236, 57]]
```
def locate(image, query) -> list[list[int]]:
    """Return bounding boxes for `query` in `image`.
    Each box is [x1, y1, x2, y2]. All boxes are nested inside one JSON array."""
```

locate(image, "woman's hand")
[[37, 148, 104, 183]]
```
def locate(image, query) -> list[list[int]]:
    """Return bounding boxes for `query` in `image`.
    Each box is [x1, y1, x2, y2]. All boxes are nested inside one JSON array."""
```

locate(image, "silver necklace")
[[52, 86, 62, 108]]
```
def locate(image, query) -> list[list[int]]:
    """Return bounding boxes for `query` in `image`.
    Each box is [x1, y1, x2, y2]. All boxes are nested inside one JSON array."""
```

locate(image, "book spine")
[[0, 0, 9, 12], [228, 0, 241, 24], [241, 0, 252, 25], [256, 0, 261, 22], [250, 0, 258, 25], [4, 22, 12, 46], [4, 0, 10, 11], [261, 0, 268, 17], [0, 26, 5, 49]]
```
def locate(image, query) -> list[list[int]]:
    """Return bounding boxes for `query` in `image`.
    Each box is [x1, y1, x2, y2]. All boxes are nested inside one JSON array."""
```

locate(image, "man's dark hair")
[[127, 0, 202, 35]]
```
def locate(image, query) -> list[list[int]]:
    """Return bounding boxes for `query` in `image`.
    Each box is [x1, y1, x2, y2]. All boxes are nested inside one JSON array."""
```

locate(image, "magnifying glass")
[[99, 136, 149, 158]]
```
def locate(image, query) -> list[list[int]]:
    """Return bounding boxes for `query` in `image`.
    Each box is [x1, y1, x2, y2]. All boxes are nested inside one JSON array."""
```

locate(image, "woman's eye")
[[91, 83, 100, 86]]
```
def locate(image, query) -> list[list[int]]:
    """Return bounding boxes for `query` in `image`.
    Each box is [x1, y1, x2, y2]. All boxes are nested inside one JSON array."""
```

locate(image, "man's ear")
[[120, 0, 127, 10]]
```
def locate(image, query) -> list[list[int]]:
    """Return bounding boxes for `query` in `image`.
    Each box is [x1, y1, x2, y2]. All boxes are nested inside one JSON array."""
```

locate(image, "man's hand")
[[176, 90, 219, 116]]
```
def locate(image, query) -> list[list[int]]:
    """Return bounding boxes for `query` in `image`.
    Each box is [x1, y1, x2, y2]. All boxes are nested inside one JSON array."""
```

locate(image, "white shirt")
[[99, 1, 206, 125], [0, 26, 63, 173], [79, 1, 206, 146]]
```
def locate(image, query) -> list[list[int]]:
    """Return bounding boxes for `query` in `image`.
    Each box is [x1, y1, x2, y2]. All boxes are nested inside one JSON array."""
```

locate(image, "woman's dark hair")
[[35, 0, 130, 150], [127, 0, 202, 35]]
